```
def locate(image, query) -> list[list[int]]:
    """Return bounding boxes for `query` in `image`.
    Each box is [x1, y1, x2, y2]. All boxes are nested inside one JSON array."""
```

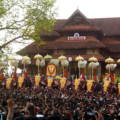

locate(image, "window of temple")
[[54, 50, 59, 55], [66, 49, 86, 55]]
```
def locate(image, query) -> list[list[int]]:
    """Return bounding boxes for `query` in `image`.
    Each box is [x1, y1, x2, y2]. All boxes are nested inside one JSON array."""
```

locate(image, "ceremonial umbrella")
[[34, 53, 43, 60], [75, 55, 84, 61], [34, 54, 43, 75], [8, 56, 16, 75], [44, 54, 52, 60], [88, 56, 98, 62], [22, 55, 31, 69], [105, 57, 114, 81], [117, 59, 120, 64], [58, 55, 67, 61], [105, 57, 114, 64], [88, 56, 98, 79], [75, 55, 84, 78], [58, 55, 67, 77], [8, 56, 16, 61]]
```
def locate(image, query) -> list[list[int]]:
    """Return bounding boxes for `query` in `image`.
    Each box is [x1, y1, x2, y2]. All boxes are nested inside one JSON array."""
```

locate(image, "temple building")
[[17, 9, 120, 80]]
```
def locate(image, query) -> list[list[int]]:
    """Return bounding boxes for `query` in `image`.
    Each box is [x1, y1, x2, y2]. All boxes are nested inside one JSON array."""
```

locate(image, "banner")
[[6, 78, 12, 88], [47, 77, 54, 88], [60, 77, 66, 89], [18, 77, 24, 88], [87, 80, 93, 92], [74, 78, 81, 90], [35, 76, 41, 86], [103, 81, 110, 92], [46, 64, 57, 77]]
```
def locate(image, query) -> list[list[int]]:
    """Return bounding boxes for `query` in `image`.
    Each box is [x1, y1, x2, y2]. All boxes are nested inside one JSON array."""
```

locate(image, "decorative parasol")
[[105, 57, 114, 64], [34, 54, 43, 75], [105, 57, 114, 81], [88, 56, 99, 80], [88, 56, 98, 62], [75, 55, 84, 61], [58, 55, 67, 61], [22, 55, 31, 69], [117, 59, 120, 64], [34, 53, 43, 60], [44, 54, 52, 60], [75, 55, 84, 78], [58, 55, 67, 77], [8, 56, 16, 61], [22, 55, 31, 61], [8, 56, 17, 75]]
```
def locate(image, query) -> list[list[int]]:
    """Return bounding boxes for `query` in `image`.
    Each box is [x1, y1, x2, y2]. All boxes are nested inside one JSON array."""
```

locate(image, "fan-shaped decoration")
[[34, 54, 43, 60], [36, 59, 41, 66], [10, 60, 19, 67], [75, 55, 84, 61], [44, 54, 52, 60], [89, 62, 99, 69], [117, 59, 120, 64], [22, 55, 31, 65], [106, 64, 117, 71], [39, 60, 45, 67], [88, 56, 98, 62], [50, 59, 59, 66], [105, 57, 114, 64], [78, 60, 87, 69], [61, 60, 69, 67], [58, 55, 67, 61]]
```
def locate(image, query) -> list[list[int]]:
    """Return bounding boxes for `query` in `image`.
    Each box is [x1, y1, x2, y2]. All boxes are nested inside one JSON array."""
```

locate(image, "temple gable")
[[63, 9, 92, 27]]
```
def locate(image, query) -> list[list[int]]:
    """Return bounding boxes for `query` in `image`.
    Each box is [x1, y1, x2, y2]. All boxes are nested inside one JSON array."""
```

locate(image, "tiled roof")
[[91, 18, 120, 35], [45, 36, 105, 49], [55, 24, 100, 32], [101, 38, 120, 52], [17, 41, 52, 55], [49, 18, 120, 36]]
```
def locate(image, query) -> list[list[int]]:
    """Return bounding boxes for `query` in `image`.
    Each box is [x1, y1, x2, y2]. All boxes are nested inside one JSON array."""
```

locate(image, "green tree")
[[0, 0, 57, 57]]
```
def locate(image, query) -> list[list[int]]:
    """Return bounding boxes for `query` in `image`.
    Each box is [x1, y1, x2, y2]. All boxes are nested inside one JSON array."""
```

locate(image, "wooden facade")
[[17, 9, 120, 80]]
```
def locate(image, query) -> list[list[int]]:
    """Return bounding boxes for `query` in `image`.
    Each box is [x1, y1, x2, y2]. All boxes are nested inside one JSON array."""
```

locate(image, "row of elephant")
[[1, 77, 118, 93]]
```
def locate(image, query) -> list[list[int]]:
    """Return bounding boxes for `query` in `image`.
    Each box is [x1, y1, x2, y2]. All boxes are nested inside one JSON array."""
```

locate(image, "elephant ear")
[[66, 80, 71, 87]]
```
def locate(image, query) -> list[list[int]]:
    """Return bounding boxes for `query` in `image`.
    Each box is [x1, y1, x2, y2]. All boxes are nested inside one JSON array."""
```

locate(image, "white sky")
[[56, 0, 120, 19]]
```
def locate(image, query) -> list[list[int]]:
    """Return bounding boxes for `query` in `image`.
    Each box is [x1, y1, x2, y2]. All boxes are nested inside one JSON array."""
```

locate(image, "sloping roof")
[[45, 36, 105, 49], [101, 38, 120, 52], [17, 41, 52, 55], [91, 18, 120, 35], [55, 24, 100, 32], [51, 17, 120, 36], [63, 9, 92, 26]]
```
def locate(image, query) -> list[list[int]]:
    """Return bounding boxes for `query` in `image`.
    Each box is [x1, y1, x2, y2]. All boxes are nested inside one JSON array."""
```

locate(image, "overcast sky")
[[56, 0, 120, 19]]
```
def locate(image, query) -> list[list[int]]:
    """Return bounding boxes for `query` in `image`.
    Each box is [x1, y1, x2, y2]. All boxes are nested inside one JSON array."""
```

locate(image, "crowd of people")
[[0, 85, 119, 120]]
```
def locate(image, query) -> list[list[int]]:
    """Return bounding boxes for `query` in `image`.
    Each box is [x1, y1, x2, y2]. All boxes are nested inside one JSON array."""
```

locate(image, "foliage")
[[0, 0, 57, 57]]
